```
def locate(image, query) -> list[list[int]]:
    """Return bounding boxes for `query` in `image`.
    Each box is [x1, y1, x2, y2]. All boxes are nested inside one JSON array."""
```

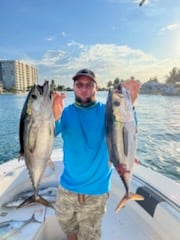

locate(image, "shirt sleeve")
[[54, 119, 62, 137], [54, 108, 66, 136]]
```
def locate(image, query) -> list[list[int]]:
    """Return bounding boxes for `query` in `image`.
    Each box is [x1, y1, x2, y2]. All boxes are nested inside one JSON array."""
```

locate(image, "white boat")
[[0, 149, 179, 240]]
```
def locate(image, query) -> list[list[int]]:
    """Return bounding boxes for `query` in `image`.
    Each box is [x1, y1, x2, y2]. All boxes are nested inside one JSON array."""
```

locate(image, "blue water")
[[0, 92, 179, 182]]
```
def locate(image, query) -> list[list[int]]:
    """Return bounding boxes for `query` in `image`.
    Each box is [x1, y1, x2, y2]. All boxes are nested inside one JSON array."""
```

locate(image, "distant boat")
[[0, 149, 179, 240]]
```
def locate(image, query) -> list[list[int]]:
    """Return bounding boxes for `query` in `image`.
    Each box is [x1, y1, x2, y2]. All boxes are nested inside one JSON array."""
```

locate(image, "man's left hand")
[[123, 79, 141, 104]]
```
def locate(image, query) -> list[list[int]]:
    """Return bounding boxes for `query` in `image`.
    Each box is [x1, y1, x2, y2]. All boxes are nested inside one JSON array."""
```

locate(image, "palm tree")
[[107, 80, 113, 88], [113, 78, 120, 88], [166, 67, 180, 85]]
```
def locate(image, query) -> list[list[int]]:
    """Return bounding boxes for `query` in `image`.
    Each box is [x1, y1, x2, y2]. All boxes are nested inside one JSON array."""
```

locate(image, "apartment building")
[[0, 81, 3, 94], [0, 60, 38, 91]]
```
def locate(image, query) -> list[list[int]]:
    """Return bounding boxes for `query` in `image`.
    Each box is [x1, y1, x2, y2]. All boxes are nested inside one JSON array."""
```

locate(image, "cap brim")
[[73, 73, 96, 82]]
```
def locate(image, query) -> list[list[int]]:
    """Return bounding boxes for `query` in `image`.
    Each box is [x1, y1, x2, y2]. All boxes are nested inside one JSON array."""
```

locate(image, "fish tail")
[[115, 193, 144, 213], [17, 194, 54, 209], [18, 152, 24, 161]]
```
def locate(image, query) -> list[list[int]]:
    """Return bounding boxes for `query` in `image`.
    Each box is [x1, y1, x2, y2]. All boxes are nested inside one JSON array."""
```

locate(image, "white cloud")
[[44, 36, 55, 41], [36, 43, 179, 87], [67, 40, 85, 49], [61, 32, 67, 37], [160, 23, 179, 33], [39, 50, 67, 66]]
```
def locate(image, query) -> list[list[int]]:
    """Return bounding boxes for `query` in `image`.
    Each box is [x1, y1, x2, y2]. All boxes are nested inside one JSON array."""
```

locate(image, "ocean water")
[[0, 92, 179, 182]]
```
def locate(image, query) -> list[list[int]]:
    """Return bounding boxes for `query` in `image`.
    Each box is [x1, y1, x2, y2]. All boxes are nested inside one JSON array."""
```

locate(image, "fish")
[[0, 214, 40, 240], [18, 81, 55, 208], [106, 84, 144, 212], [3, 187, 57, 208]]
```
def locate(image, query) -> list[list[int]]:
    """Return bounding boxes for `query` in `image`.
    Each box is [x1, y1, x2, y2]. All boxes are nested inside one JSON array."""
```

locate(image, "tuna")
[[106, 84, 144, 212], [18, 81, 54, 208]]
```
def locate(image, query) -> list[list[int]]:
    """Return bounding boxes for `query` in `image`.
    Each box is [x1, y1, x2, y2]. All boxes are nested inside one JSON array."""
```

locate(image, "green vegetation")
[[106, 76, 136, 89], [1, 67, 180, 94], [165, 67, 180, 85]]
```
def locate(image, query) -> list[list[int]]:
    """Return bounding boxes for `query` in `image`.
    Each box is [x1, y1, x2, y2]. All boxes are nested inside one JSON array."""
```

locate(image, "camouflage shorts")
[[55, 186, 109, 240]]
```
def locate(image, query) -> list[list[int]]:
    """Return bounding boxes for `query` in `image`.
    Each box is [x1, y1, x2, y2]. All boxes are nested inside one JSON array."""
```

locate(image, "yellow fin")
[[115, 193, 144, 213]]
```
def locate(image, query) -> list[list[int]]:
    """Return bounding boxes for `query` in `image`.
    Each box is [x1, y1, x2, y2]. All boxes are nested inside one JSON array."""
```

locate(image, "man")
[[53, 69, 140, 240]]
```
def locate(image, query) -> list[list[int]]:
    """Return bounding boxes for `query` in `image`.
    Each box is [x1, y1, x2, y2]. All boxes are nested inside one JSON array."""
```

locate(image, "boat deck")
[[0, 194, 166, 240], [0, 150, 179, 240]]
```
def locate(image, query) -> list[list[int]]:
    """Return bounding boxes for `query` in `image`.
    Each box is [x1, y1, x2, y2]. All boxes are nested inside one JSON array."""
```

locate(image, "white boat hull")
[[0, 149, 179, 240]]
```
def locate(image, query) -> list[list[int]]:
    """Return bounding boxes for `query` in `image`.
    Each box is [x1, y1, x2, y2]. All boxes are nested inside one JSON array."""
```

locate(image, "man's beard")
[[75, 96, 92, 104], [75, 92, 96, 106]]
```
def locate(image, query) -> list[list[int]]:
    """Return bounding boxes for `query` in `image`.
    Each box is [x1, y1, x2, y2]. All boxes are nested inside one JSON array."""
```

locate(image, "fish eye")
[[113, 101, 120, 106], [31, 94, 37, 99]]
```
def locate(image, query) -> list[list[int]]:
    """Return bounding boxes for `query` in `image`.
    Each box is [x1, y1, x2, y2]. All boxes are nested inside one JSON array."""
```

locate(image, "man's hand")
[[52, 92, 66, 121], [123, 79, 141, 104]]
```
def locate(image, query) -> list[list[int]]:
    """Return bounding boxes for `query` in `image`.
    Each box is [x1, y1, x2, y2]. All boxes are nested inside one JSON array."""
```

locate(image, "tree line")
[[106, 67, 180, 89], [48, 67, 180, 91]]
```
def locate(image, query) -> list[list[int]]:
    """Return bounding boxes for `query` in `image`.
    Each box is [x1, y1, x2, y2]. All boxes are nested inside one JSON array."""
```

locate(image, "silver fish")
[[0, 214, 40, 240], [3, 187, 57, 208], [18, 81, 54, 208], [106, 84, 144, 212]]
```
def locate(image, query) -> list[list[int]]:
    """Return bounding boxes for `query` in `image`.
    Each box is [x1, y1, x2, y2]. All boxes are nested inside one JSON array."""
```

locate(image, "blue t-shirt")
[[55, 102, 112, 195]]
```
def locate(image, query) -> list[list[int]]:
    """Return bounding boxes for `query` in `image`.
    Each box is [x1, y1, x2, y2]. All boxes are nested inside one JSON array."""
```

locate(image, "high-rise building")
[[0, 60, 38, 91], [0, 81, 3, 94]]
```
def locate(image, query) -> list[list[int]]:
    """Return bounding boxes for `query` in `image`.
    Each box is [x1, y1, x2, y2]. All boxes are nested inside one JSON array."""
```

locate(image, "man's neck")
[[74, 96, 97, 108]]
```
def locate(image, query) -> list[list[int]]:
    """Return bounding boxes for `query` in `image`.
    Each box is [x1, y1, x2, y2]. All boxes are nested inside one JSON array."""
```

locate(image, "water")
[[136, 95, 180, 182], [0, 92, 179, 182]]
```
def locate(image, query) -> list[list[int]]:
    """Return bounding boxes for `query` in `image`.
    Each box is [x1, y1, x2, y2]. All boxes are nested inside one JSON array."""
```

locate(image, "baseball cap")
[[72, 69, 96, 83]]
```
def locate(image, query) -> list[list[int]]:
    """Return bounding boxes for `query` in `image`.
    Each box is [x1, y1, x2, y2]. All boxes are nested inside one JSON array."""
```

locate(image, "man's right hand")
[[52, 92, 66, 121]]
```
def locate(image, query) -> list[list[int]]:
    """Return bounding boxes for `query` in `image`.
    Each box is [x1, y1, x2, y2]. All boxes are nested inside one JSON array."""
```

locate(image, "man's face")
[[73, 76, 98, 103]]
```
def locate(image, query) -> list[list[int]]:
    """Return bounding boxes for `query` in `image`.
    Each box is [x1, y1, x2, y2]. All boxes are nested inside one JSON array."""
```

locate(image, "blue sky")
[[0, 0, 180, 87]]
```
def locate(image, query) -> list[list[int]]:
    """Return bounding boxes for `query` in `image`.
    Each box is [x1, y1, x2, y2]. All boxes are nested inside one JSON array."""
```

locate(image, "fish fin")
[[122, 126, 128, 156], [18, 153, 24, 161], [48, 159, 55, 170], [17, 194, 54, 209], [115, 193, 144, 213], [28, 122, 38, 153], [48, 122, 53, 136], [35, 195, 54, 208], [134, 158, 141, 165]]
